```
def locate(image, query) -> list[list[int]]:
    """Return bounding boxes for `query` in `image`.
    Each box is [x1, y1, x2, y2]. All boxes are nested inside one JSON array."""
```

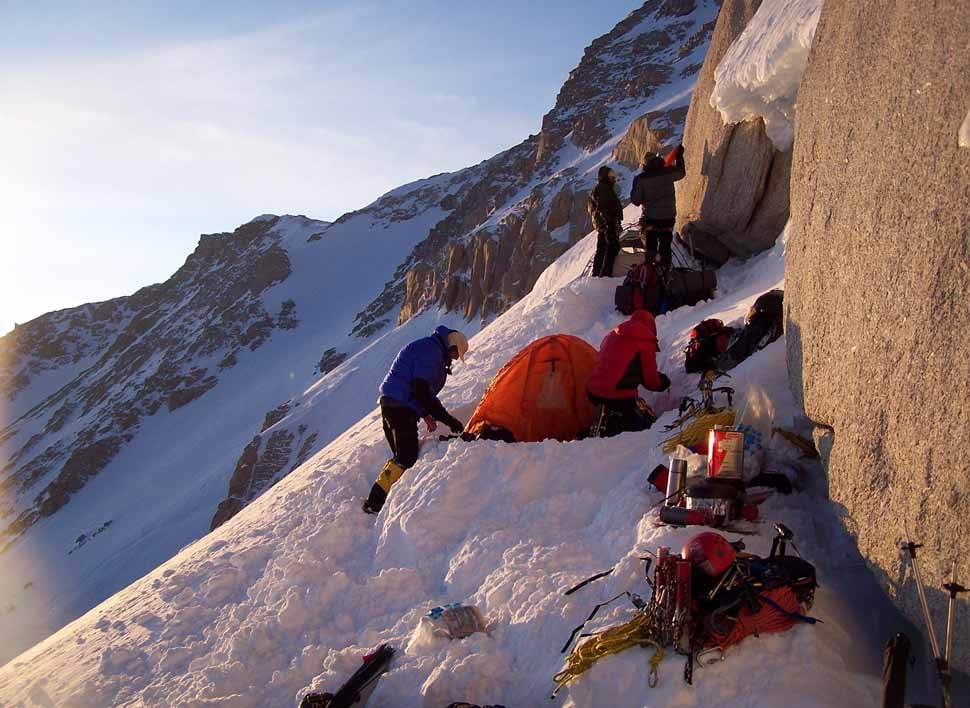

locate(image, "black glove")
[[445, 416, 464, 434], [676, 144, 685, 157], [654, 373, 671, 392]]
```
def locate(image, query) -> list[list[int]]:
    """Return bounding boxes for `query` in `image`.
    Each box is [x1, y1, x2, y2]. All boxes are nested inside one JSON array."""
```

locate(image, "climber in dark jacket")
[[630, 145, 686, 269], [587, 310, 670, 436], [588, 165, 625, 277], [363, 326, 469, 514]]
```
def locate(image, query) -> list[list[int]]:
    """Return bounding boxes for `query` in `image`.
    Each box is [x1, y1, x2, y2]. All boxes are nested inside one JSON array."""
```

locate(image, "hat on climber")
[[447, 330, 469, 361]]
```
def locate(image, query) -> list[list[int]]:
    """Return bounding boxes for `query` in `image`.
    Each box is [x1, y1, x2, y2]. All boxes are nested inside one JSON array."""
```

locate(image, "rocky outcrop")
[[352, 1, 721, 333], [786, 0, 970, 674], [612, 106, 690, 168], [675, 0, 791, 258], [209, 419, 318, 531], [0, 217, 303, 550]]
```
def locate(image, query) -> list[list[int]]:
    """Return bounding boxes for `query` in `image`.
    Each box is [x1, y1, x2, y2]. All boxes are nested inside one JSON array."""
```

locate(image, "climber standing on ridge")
[[587, 310, 670, 437], [363, 326, 468, 514], [588, 165, 624, 277], [630, 145, 686, 270]]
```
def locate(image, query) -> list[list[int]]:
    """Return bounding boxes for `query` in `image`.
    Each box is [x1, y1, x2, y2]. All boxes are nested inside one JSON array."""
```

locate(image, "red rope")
[[709, 586, 803, 649]]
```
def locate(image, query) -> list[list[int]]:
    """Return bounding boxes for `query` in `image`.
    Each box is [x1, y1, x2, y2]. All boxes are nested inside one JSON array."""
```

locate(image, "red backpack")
[[684, 319, 735, 373], [614, 262, 661, 315]]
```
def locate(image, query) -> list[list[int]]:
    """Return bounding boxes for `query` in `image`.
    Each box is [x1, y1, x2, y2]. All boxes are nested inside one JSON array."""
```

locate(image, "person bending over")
[[363, 327, 468, 514], [586, 311, 670, 436]]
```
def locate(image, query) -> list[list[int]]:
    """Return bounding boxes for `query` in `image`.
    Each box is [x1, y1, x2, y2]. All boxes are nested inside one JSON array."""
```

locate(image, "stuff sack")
[[666, 267, 716, 309], [684, 318, 736, 373], [614, 262, 661, 315], [748, 289, 783, 326], [702, 584, 808, 650]]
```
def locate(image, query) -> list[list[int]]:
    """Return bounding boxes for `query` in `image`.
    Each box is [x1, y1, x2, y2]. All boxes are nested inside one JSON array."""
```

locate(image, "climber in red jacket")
[[587, 310, 670, 436]]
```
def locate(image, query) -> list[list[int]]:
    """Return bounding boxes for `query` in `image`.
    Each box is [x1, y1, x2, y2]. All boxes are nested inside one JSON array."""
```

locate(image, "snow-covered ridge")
[[709, 0, 823, 151], [0, 211, 890, 706]]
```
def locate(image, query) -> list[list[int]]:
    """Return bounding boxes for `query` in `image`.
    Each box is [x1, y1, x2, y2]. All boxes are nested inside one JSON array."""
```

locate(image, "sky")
[[0, 0, 643, 335]]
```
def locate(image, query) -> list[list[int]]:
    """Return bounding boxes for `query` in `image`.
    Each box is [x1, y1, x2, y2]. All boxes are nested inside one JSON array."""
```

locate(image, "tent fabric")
[[465, 334, 599, 443]]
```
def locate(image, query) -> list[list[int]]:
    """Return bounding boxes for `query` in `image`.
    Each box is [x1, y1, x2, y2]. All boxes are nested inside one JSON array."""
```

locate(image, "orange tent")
[[465, 334, 599, 443]]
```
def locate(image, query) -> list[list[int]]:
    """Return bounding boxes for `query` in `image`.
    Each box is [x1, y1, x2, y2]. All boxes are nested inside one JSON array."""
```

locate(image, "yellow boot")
[[363, 460, 406, 514], [376, 459, 406, 493]]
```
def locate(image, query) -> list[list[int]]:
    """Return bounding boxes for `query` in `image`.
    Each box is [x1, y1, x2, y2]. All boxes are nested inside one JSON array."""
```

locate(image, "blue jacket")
[[379, 326, 452, 416]]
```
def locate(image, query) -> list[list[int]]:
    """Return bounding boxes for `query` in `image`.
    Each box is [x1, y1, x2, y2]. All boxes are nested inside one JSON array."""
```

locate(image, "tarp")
[[465, 334, 599, 443]]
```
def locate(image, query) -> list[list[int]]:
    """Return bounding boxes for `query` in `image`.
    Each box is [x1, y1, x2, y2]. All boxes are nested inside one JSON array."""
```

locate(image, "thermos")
[[665, 457, 688, 505]]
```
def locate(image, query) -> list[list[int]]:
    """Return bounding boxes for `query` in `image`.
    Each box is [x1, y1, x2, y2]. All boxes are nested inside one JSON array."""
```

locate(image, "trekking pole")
[[899, 540, 949, 708], [942, 561, 967, 708]]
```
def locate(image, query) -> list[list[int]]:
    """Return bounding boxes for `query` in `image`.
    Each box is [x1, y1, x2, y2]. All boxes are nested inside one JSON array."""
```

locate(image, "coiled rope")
[[661, 409, 736, 454], [552, 609, 665, 695]]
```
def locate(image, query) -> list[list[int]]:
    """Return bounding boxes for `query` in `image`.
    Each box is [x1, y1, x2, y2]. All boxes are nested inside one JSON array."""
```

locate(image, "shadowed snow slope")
[[0, 212, 889, 706]]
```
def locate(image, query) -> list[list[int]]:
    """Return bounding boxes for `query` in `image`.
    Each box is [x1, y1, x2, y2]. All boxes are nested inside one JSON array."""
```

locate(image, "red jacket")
[[587, 311, 662, 399]]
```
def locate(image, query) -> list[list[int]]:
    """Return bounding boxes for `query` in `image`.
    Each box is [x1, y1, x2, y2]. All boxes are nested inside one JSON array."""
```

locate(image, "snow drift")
[[709, 0, 823, 151]]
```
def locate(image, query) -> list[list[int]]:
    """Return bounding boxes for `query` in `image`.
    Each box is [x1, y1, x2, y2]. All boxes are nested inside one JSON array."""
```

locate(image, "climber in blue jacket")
[[363, 326, 469, 514]]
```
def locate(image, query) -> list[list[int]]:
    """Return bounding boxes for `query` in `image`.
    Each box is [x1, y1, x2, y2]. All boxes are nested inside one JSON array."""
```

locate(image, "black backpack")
[[747, 289, 783, 327]]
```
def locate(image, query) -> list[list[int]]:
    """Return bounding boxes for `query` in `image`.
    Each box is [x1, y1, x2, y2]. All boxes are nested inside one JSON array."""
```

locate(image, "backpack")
[[614, 262, 661, 315], [747, 289, 783, 327], [716, 289, 785, 371], [684, 319, 735, 373]]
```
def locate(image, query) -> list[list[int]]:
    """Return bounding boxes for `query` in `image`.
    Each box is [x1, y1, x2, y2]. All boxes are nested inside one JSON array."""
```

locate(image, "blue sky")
[[0, 0, 642, 334]]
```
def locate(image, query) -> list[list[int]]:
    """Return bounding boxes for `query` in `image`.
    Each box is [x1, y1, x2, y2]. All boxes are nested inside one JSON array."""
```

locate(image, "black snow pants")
[[642, 217, 675, 270], [364, 399, 421, 513], [592, 224, 620, 277], [381, 400, 420, 469], [588, 394, 648, 438]]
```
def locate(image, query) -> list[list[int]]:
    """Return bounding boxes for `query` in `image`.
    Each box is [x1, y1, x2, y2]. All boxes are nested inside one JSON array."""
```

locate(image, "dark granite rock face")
[[351, 1, 719, 335], [785, 0, 970, 675]]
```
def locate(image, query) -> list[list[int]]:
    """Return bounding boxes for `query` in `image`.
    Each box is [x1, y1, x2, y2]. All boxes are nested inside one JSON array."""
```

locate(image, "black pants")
[[592, 225, 620, 277], [365, 401, 420, 512], [641, 217, 675, 269], [381, 401, 420, 468], [588, 394, 647, 437], [645, 230, 673, 269]]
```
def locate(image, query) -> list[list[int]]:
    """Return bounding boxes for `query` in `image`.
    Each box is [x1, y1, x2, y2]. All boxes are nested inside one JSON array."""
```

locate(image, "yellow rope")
[[661, 409, 736, 454], [553, 610, 665, 695]]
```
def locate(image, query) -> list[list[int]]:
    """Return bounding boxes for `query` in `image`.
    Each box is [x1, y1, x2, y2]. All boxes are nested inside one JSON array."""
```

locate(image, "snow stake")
[[899, 541, 967, 708]]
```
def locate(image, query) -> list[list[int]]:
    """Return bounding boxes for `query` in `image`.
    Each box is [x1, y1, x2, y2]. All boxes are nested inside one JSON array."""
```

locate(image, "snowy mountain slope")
[[0, 208, 892, 706], [0, 211, 446, 665], [213, 0, 723, 533], [1, 0, 724, 670]]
